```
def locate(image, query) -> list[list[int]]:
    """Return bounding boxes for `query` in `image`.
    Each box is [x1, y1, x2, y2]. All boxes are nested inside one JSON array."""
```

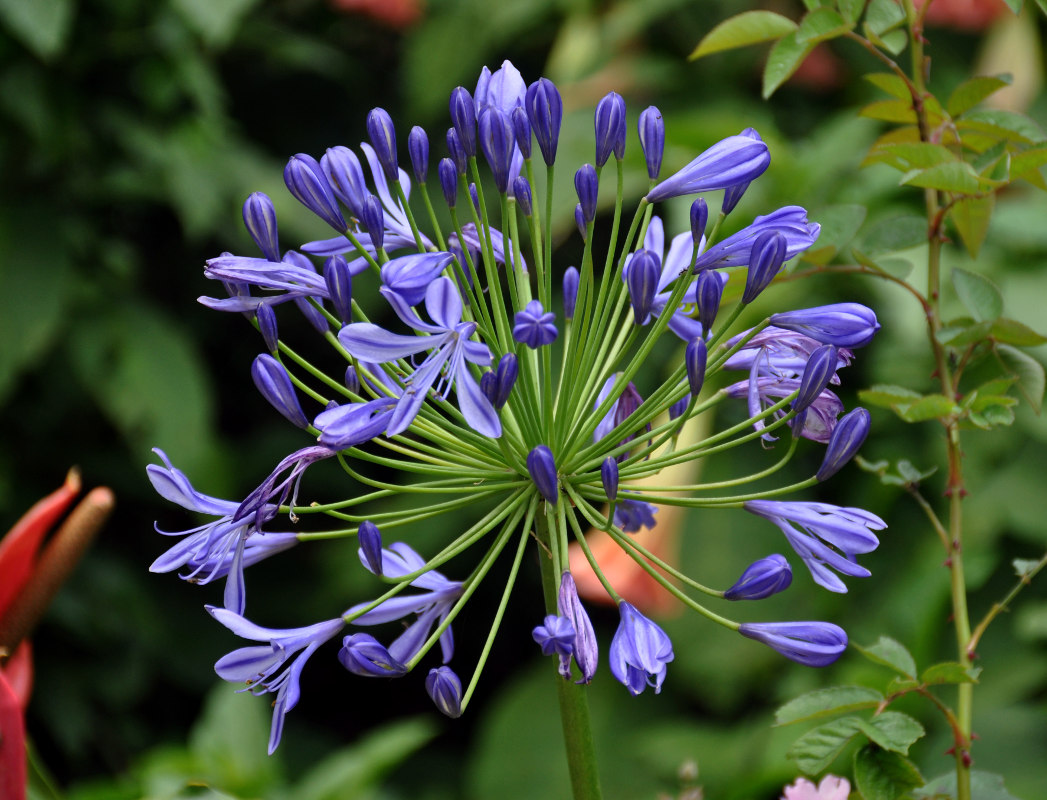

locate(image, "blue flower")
[[744, 500, 885, 593], [724, 554, 792, 600], [209, 606, 344, 753], [532, 615, 576, 657], [609, 601, 674, 695], [646, 133, 770, 203], [513, 300, 558, 348], [693, 206, 821, 272], [769, 303, 881, 349], [613, 498, 658, 533], [739, 621, 848, 667], [426, 666, 464, 718], [557, 572, 598, 683], [338, 277, 501, 438], [346, 542, 464, 665], [816, 407, 871, 481]]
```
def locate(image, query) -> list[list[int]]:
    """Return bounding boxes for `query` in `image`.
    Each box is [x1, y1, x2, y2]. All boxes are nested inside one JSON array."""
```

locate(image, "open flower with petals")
[[744, 500, 885, 593], [209, 606, 344, 753], [339, 277, 500, 437], [609, 601, 674, 695], [781, 775, 851, 800]]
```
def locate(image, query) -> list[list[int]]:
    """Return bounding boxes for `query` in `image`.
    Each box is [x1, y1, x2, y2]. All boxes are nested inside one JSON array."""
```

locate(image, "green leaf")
[[860, 99, 917, 123], [914, 770, 1021, 800], [947, 75, 1012, 117], [0, 0, 74, 60], [952, 267, 1004, 322], [858, 712, 925, 754], [296, 717, 437, 800], [802, 204, 867, 264], [959, 109, 1046, 145], [1001, 0, 1023, 12], [787, 717, 863, 774], [886, 677, 921, 693], [775, 686, 885, 725], [865, 0, 906, 35], [879, 29, 908, 55], [858, 384, 922, 409], [897, 394, 960, 422], [854, 637, 917, 678], [995, 344, 1045, 412], [991, 317, 1047, 346], [854, 746, 925, 800], [762, 31, 818, 98], [920, 662, 981, 685], [902, 162, 994, 193], [838, 0, 867, 24], [896, 459, 937, 482], [864, 72, 911, 100], [797, 7, 853, 43], [949, 195, 995, 258], [866, 142, 956, 171], [936, 319, 992, 347], [170, 0, 262, 48], [859, 215, 926, 255], [1009, 144, 1047, 180], [689, 11, 798, 59]]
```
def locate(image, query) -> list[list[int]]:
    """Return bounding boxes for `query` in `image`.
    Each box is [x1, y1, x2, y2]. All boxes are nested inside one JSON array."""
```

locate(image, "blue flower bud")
[[357, 520, 383, 576], [817, 407, 871, 481], [742, 230, 787, 304], [638, 106, 665, 180], [722, 128, 762, 215], [251, 354, 309, 429], [511, 106, 532, 159], [769, 304, 881, 348], [526, 78, 563, 166], [256, 303, 279, 353], [446, 128, 467, 174], [601, 457, 619, 501], [575, 164, 598, 225], [669, 394, 690, 421], [323, 255, 353, 324], [339, 633, 408, 677], [426, 666, 463, 718], [408, 125, 429, 184], [694, 269, 724, 333], [492, 353, 518, 407], [626, 249, 660, 324], [242, 192, 280, 263], [478, 106, 514, 192], [557, 572, 598, 682], [793, 345, 838, 415], [738, 621, 848, 667], [527, 445, 559, 504], [344, 365, 360, 394], [686, 337, 707, 397], [563, 267, 579, 319], [469, 183, 480, 214], [438, 158, 458, 208], [513, 299, 558, 349], [532, 615, 576, 657], [513, 177, 533, 218], [574, 204, 587, 241], [361, 194, 385, 252], [724, 554, 792, 600], [594, 91, 626, 167], [647, 133, 770, 203], [690, 198, 708, 249], [322, 146, 368, 218], [284, 154, 346, 232], [449, 86, 477, 158], [295, 295, 329, 334], [366, 107, 399, 182]]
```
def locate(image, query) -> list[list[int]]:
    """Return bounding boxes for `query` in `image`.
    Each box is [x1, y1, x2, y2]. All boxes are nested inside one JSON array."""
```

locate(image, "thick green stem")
[[536, 513, 603, 800]]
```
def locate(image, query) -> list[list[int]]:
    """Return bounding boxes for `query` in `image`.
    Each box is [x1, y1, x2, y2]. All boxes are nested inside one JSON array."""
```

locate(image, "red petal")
[[0, 666, 26, 800], [0, 470, 80, 619]]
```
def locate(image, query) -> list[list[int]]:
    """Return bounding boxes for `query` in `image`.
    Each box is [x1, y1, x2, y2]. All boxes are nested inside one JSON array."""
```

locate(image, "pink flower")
[[781, 775, 851, 800]]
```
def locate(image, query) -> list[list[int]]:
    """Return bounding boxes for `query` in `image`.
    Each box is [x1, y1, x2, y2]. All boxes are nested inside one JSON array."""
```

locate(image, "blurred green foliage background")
[[1, 0, 1045, 798]]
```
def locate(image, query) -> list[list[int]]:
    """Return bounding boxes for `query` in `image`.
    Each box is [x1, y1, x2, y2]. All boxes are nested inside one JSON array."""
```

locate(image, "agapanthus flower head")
[[155, 59, 883, 752], [609, 601, 674, 695], [739, 621, 848, 667]]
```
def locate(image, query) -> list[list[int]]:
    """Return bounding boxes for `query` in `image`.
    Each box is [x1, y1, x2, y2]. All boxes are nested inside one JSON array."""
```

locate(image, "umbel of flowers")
[[148, 60, 883, 755]]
